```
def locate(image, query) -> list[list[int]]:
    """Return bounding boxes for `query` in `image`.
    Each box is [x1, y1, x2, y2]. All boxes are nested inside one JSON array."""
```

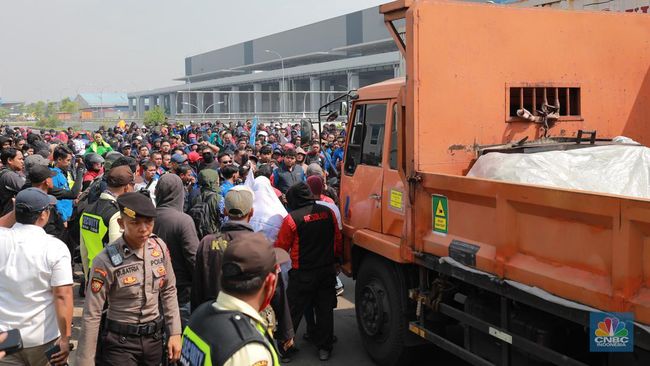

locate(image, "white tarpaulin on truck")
[[467, 144, 650, 199]]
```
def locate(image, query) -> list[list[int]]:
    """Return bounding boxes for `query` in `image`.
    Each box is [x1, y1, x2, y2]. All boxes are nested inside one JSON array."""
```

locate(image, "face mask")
[[259, 273, 277, 312]]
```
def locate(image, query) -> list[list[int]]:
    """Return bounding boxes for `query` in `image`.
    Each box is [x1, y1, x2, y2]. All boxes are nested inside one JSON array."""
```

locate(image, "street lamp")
[[181, 101, 198, 118], [202, 101, 225, 121], [265, 49, 285, 115]]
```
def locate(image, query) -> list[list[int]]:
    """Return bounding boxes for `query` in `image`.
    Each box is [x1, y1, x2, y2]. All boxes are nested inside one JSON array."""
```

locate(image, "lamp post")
[[181, 101, 198, 118], [202, 101, 225, 121], [265, 49, 285, 114]]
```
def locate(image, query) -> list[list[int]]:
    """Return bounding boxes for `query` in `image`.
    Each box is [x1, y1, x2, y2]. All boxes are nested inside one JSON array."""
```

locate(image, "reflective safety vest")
[[80, 197, 119, 272], [180, 303, 280, 366]]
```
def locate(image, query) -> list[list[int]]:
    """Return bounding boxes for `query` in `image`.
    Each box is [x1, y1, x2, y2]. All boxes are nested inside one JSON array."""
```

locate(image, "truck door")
[[381, 102, 405, 237], [340, 101, 388, 233]]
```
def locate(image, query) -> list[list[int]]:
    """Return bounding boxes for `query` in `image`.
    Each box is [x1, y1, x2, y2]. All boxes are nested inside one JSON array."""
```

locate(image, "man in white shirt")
[[0, 188, 73, 366]]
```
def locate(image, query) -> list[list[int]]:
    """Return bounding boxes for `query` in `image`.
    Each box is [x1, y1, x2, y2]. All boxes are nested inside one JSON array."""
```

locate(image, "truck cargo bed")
[[411, 172, 650, 325]]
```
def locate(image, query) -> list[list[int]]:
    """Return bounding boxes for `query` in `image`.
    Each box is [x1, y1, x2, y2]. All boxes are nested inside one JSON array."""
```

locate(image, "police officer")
[[79, 165, 134, 280], [180, 234, 289, 366], [76, 191, 182, 365]]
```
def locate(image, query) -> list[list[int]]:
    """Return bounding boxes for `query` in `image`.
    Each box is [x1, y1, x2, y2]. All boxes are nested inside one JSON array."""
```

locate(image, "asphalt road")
[[69, 271, 469, 366]]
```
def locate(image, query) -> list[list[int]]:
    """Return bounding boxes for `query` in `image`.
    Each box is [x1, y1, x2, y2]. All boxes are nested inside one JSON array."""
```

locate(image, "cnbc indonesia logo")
[[590, 313, 633, 352]]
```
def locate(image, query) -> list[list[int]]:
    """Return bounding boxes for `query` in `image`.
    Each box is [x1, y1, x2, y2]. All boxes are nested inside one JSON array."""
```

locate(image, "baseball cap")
[[222, 233, 290, 280], [27, 165, 56, 183], [15, 187, 56, 213], [171, 153, 187, 164], [257, 131, 268, 137], [24, 154, 50, 172], [187, 151, 201, 163], [106, 165, 135, 187], [224, 185, 254, 218]]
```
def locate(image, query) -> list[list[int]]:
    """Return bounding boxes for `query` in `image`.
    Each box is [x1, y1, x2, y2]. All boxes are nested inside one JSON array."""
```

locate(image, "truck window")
[[389, 104, 398, 170], [345, 103, 387, 175]]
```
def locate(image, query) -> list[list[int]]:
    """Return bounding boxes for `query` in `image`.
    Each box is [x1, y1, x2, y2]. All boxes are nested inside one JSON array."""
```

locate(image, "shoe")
[[279, 344, 299, 363], [335, 286, 344, 296], [318, 349, 331, 361]]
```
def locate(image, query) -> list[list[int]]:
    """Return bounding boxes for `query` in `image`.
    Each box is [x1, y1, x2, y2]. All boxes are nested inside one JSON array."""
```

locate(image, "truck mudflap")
[[410, 252, 650, 366]]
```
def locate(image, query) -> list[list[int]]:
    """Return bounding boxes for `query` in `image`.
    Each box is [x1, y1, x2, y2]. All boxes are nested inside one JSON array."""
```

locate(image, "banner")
[[249, 116, 259, 145]]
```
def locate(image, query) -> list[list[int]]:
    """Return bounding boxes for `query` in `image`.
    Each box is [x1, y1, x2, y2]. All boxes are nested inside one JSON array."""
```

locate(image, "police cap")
[[117, 191, 157, 219]]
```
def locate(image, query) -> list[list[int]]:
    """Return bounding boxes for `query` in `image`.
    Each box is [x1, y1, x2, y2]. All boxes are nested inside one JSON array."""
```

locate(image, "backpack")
[[189, 191, 218, 239]]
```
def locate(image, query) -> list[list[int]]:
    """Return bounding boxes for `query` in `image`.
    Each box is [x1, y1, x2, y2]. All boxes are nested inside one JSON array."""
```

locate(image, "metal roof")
[[129, 51, 401, 98], [77, 93, 128, 107]]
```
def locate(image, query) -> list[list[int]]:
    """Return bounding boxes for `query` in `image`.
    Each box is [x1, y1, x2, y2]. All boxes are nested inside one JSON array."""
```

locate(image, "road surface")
[[69, 271, 469, 365]]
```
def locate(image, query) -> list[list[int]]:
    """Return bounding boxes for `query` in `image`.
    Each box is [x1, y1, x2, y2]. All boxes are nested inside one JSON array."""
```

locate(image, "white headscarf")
[[250, 176, 288, 242]]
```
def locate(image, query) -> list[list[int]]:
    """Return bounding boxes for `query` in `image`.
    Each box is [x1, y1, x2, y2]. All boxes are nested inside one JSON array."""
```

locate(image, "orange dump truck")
[[331, 1, 650, 365]]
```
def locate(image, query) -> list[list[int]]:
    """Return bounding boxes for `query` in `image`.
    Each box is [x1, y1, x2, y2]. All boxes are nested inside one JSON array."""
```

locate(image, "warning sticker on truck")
[[432, 195, 448, 235], [389, 189, 404, 213]]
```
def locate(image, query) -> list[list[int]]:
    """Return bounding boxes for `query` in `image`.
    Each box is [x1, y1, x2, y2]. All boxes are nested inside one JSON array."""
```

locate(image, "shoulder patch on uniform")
[[251, 361, 268, 366], [94, 267, 107, 277], [91, 278, 104, 293]]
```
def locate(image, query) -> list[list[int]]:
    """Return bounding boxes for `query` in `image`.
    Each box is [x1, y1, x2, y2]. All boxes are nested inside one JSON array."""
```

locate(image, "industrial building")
[[127, 6, 402, 121], [75, 93, 129, 120]]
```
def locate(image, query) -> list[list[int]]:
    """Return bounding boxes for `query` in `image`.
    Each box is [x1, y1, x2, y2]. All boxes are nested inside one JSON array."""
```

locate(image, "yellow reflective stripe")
[[255, 323, 280, 366], [80, 212, 108, 270], [66, 171, 74, 190], [181, 326, 212, 366]]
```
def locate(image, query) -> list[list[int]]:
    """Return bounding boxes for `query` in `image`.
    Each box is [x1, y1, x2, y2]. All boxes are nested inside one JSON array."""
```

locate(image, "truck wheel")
[[356, 255, 409, 366]]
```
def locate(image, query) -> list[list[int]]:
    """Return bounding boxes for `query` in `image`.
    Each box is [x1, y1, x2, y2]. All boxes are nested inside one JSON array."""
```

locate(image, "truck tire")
[[356, 255, 409, 366]]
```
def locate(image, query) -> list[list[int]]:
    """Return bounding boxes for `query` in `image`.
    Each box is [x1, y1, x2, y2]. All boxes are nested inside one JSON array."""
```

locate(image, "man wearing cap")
[[181, 234, 288, 366], [0, 188, 73, 366], [22, 164, 67, 242], [192, 185, 296, 361], [79, 165, 135, 280], [170, 153, 187, 173], [77, 192, 182, 365]]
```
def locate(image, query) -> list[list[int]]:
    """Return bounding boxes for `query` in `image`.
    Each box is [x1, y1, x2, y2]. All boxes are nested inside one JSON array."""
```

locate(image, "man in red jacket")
[[274, 182, 342, 361]]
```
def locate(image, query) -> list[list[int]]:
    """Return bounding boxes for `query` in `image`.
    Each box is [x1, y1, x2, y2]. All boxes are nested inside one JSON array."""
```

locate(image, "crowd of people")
[[0, 119, 348, 365]]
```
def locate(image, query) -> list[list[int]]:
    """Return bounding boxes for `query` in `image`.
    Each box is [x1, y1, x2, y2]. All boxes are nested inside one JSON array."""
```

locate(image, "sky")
[[0, 0, 387, 103]]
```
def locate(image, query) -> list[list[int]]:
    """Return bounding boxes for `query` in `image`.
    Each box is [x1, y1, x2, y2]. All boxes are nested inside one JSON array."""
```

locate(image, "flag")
[[249, 116, 259, 145]]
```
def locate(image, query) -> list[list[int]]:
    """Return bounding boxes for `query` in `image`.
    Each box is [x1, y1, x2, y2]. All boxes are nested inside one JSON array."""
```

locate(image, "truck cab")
[[339, 77, 409, 274]]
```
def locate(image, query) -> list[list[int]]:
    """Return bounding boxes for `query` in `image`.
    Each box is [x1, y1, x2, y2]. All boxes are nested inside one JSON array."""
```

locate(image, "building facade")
[[128, 6, 402, 121]]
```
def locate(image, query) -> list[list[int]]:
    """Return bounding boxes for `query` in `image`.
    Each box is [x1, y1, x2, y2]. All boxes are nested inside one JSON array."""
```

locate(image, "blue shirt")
[[220, 181, 235, 198], [50, 167, 72, 221]]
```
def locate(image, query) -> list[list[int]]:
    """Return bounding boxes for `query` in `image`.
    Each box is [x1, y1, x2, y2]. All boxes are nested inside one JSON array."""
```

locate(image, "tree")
[[60, 98, 79, 114], [25, 101, 46, 120], [0, 107, 9, 120], [45, 101, 58, 119], [143, 106, 166, 127]]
